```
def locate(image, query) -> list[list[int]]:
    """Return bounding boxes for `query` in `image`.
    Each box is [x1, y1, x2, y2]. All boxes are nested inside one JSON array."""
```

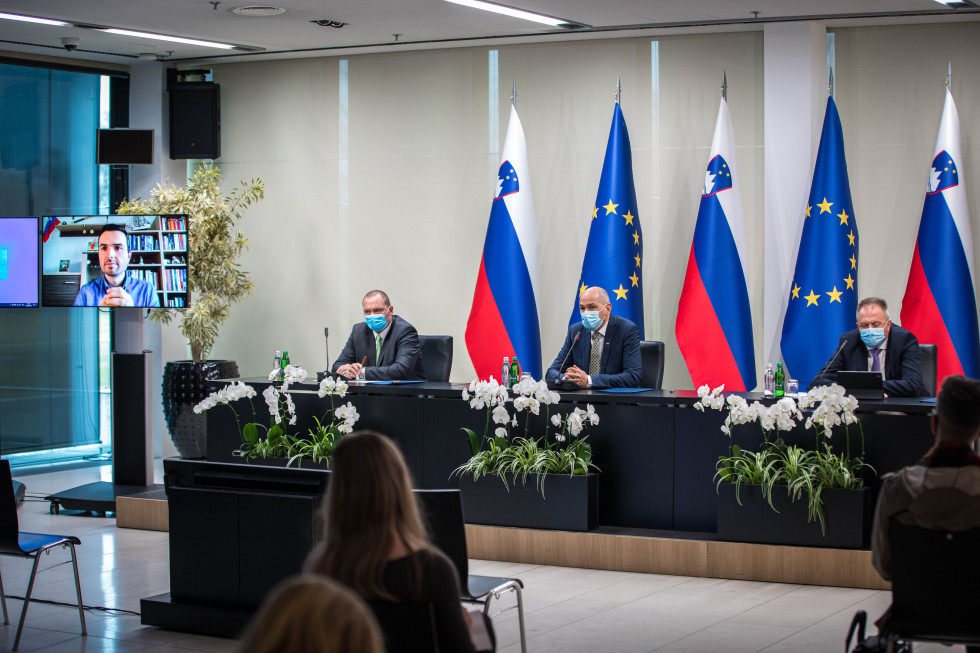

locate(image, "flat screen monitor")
[[0, 217, 40, 308], [40, 214, 190, 309], [96, 128, 154, 165]]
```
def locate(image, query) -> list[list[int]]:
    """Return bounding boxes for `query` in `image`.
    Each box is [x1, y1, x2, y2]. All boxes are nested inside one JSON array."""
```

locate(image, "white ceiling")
[[0, 0, 977, 65]]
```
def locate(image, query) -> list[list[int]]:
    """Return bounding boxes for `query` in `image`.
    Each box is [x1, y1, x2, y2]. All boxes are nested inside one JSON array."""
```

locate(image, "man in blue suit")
[[809, 296, 925, 397], [546, 286, 642, 389], [332, 290, 426, 381]]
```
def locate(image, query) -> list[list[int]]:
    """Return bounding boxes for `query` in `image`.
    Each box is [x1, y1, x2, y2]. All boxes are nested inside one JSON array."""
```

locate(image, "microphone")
[[548, 332, 581, 391], [812, 341, 846, 388]]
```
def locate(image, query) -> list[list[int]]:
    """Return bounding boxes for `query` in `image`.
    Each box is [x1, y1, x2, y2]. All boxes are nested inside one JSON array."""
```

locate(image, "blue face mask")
[[860, 327, 886, 348], [581, 311, 603, 331], [365, 313, 388, 332]]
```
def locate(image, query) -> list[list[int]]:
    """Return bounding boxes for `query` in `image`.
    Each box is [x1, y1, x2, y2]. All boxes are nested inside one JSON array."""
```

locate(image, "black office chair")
[[367, 600, 441, 653], [414, 489, 525, 653], [885, 511, 980, 652], [419, 335, 453, 383], [0, 460, 86, 651], [918, 343, 938, 397], [639, 340, 665, 389]]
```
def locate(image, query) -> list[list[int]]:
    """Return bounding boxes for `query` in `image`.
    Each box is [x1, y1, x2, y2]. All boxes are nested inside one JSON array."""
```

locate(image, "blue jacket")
[[809, 324, 926, 397], [546, 314, 642, 389], [73, 274, 160, 307], [332, 315, 427, 381]]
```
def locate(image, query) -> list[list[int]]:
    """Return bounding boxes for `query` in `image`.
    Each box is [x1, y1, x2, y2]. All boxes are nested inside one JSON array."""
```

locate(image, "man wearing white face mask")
[[809, 296, 925, 397], [332, 290, 426, 381], [546, 286, 642, 389]]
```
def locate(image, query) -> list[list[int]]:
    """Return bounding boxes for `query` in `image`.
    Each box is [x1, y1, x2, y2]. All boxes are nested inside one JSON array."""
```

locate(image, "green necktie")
[[375, 332, 382, 364]]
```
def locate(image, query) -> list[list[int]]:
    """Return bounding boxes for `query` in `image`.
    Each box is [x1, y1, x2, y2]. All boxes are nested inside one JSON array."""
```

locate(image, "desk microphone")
[[547, 332, 580, 391], [813, 341, 846, 387]]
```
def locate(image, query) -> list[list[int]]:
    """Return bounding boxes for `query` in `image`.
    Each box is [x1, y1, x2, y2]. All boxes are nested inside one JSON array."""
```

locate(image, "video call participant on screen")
[[546, 286, 641, 389], [808, 296, 925, 397], [332, 290, 426, 381], [73, 224, 160, 308]]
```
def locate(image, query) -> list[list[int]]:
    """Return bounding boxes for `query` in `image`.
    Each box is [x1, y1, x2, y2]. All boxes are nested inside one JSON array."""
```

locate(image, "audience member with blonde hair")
[[237, 574, 383, 653], [306, 430, 480, 652]]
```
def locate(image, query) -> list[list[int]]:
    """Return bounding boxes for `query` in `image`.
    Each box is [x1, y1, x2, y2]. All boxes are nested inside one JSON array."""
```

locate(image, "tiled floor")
[[2, 462, 961, 652]]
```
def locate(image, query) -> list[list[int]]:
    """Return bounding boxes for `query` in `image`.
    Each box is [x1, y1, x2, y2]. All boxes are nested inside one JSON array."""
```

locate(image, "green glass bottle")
[[774, 362, 785, 398], [510, 357, 520, 388], [281, 350, 290, 381]]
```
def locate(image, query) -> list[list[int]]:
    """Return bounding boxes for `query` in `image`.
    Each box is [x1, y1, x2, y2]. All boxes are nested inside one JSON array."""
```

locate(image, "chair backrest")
[[889, 517, 980, 638], [639, 340, 665, 389], [919, 343, 938, 397], [367, 600, 441, 653], [418, 335, 453, 383], [0, 459, 23, 554], [413, 489, 469, 582]]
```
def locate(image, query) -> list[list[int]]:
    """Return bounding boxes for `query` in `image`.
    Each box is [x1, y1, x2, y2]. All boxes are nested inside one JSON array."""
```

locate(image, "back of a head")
[[936, 375, 980, 443], [308, 431, 428, 598], [237, 575, 383, 653]]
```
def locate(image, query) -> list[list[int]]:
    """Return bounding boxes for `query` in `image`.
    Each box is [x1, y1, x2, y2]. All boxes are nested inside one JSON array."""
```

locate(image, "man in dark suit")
[[546, 286, 642, 389], [332, 290, 426, 381], [809, 296, 925, 397]]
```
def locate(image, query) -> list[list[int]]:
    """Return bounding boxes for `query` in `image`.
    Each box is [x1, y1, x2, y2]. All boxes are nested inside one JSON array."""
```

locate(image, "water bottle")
[[501, 357, 510, 386], [281, 351, 290, 380], [274, 351, 283, 383], [763, 363, 774, 397], [510, 357, 520, 388], [774, 362, 785, 398]]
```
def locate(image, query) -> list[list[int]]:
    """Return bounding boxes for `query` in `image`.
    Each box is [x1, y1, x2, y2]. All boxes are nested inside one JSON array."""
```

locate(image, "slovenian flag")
[[676, 97, 755, 391], [781, 96, 859, 386], [901, 89, 980, 383], [465, 104, 542, 380], [569, 102, 644, 331]]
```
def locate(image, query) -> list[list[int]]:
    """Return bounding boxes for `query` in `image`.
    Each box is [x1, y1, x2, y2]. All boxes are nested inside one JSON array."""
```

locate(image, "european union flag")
[[569, 102, 644, 330], [781, 96, 859, 385]]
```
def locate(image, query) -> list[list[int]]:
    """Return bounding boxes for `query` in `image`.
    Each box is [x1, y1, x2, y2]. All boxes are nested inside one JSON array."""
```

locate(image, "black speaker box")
[[169, 83, 220, 160]]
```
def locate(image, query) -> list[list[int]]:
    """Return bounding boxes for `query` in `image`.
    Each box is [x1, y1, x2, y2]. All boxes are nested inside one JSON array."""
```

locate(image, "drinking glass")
[[787, 378, 799, 397]]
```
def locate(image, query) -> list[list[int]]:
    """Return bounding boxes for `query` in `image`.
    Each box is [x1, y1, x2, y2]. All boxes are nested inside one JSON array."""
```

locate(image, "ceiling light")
[[0, 12, 69, 26], [443, 0, 567, 27], [231, 6, 286, 17], [99, 28, 235, 49]]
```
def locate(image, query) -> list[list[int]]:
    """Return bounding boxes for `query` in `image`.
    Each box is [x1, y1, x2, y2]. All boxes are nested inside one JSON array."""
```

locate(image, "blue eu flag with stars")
[[569, 102, 644, 331], [781, 96, 859, 386]]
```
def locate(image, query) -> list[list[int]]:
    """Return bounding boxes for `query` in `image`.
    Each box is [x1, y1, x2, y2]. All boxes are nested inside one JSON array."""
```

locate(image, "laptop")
[[837, 370, 885, 400]]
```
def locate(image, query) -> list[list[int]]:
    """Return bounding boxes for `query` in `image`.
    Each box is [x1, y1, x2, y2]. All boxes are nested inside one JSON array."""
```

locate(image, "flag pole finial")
[[946, 62, 952, 91], [721, 70, 728, 100], [828, 68, 834, 96], [616, 77, 621, 104], [511, 82, 517, 107]]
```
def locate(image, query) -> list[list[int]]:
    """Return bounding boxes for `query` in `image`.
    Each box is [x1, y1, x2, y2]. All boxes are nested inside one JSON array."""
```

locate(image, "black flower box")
[[459, 472, 598, 532]]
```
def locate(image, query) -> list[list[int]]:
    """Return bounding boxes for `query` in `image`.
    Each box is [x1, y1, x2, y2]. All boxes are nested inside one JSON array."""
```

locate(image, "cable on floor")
[[1, 594, 140, 617]]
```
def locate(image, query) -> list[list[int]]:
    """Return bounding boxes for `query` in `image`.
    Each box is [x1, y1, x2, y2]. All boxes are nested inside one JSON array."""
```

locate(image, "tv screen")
[[41, 214, 189, 309], [97, 128, 154, 165], [0, 217, 40, 308]]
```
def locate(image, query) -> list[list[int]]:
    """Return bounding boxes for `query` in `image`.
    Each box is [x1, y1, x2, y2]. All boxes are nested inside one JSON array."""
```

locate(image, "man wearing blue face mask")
[[332, 289, 426, 381], [546, 286, 642, 389], [809, 296, 925, 397]]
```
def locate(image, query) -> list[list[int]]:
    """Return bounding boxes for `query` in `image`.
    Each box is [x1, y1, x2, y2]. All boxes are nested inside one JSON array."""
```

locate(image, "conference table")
[[205, 378, 934, 534]]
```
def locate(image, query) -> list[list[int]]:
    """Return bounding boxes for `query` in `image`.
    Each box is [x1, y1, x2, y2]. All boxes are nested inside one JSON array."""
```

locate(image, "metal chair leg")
[[0, 565, 9, 625], [13, 553, 42, 651], [484, 582, 527, 653], [67, 544, 86, 636]]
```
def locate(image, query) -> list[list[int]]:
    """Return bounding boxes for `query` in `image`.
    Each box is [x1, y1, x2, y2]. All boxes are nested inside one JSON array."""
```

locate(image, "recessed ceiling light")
[[0, 12, 69, 26], [443, 0, 568, 27], [932, 0, 977, 6], [231, 6, 286, 17], [99, 28, 235, 49]]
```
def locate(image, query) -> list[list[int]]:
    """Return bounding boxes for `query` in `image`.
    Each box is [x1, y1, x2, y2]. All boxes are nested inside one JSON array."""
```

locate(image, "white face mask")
[[581, 311, 602, 330]]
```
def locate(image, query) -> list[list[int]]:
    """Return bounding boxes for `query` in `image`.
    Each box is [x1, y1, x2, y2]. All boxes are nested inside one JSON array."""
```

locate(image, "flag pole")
[[511, 81, 517, 107], [721, 70, 728, 100], [828, 68, 834, 96], [616, 77, 621, 104], [946, 61, 952, 91]]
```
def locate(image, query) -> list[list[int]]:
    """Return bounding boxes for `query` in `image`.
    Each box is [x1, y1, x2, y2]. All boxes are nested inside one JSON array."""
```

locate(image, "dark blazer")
[[332, 315, 426, 381], [546, 314, 642, 389], [809, 324, 925, 397]]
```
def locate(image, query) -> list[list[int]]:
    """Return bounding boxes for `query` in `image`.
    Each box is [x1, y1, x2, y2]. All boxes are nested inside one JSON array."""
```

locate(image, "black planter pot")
[[245, 456, 331, 471], [716, 483, 870, 549], [162, 360, 240, 459], [459, 472, 599, 532]]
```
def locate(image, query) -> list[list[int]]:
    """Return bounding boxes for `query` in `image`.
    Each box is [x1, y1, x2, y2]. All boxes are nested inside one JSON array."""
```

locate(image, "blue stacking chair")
[[0, 459, 86, 651]]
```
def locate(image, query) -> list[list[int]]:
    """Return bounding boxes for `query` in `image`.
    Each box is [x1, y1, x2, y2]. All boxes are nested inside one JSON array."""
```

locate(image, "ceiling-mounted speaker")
[[169, 83, 220, 160]]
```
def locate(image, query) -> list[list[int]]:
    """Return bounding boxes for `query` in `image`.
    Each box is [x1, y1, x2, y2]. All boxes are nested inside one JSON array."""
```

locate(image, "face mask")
[[860, 327, 885, 348], [365, 313, 388, 332], [581, 311, 603, 331]]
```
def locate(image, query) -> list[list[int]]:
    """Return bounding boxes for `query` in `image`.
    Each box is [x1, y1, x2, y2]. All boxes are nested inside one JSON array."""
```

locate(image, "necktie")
[[589, 331, 602, 376], [870, 348, 881, 373], [375, 333, 382, 364]]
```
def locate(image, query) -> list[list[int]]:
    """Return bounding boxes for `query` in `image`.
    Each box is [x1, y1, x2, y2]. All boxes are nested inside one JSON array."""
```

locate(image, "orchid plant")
[[453, 376, 600, 491], [694, 383, 871, 533], [193, 365, 359, 467]]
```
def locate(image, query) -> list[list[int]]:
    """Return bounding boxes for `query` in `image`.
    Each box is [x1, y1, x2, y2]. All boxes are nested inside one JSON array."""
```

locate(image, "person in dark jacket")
[[333, 289, 426, 381]]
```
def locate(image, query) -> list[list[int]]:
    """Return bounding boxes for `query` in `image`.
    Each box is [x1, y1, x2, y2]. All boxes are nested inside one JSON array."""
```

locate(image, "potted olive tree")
[[118, 162, 264, 458]]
